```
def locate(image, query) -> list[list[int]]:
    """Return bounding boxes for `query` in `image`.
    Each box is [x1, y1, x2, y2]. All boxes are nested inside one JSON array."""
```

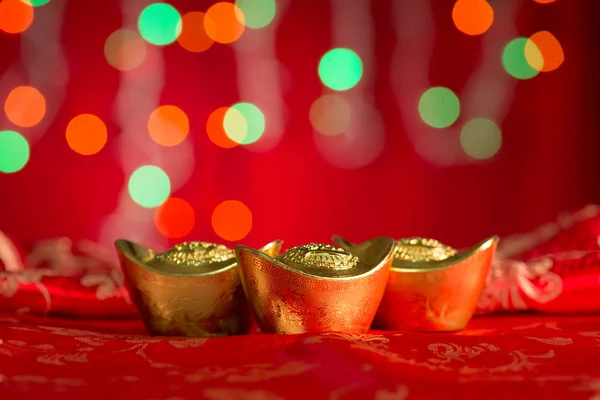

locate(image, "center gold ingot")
[[115, 239, 282, 337], [235, 237, 395, 335], [332, 235, 498, 332]]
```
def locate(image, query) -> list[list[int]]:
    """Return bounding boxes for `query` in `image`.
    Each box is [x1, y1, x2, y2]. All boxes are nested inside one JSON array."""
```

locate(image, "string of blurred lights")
[[228, 0, 285, 152], [390, 0, 565, 166], [312, 0, 385, 170], [0, 0, 567, 244], [99, 0, 173, 250], [0, 0, 68, 173]]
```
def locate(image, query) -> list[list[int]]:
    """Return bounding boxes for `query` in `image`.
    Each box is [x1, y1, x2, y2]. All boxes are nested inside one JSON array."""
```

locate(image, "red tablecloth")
[[2, 205, 600, 399], [1, 313, 600, 399]]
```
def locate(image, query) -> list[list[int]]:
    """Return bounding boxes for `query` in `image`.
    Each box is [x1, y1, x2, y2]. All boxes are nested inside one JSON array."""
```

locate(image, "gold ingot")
[[115, 239, 283, 336], [333, 235, 499, 332], [234, 238, 395, 334]]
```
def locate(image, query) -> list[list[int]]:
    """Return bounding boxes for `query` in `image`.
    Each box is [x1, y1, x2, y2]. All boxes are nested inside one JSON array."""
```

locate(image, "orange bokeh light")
[[177, 11, 215, 53], [148, 105, 189, 147], [527, 31, 564, 72], [66, 114, 108, 156], [452, 0, 494, 36], [204, 2, 245, 44], [154, 197, 195, 238], [212, 200, 252, 242], [0, 0, 33, 34], [4, 86, 46, 128], [206, 107, 238, 149]]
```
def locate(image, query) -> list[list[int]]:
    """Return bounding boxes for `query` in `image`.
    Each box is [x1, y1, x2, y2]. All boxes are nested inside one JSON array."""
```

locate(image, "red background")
[[0, 0, 598, 252]]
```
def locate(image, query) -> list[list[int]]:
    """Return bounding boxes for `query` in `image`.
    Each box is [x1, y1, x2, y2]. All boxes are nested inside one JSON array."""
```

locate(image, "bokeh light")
[[66, 114, 108, 156], [4, 86, 46, 128], [204, 2, 245, 44], [452, 0, 494, 36], [212, 200, 252, 242], [503, 38, 541, 80], [309, 94, 351, 136], [177, 11, 214, 53], [0, 130, 29, 173], [20, 0, 50, 6], [148, 105, 189, 147], [235, 0, 276, 29], [0, 0, 33, 34], [154, 197, 195, 238], [206, 107, 239, 149], [526, 31, 564, 72], [104, 29, 147, 71], [128, 165, 171, 208], [460, 118, 502, 160], [223, 102, 265, 145], [138, 3, 182, 46], [318, 48, 363, 91], [532, 0, 556, 3], [418, 87, 460, 128]]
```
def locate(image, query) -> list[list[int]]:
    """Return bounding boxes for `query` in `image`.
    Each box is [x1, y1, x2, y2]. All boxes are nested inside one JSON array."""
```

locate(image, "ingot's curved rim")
[[115, 239, 283, 278], [234, 237, 395, 281], [332, 235, 499, 273]]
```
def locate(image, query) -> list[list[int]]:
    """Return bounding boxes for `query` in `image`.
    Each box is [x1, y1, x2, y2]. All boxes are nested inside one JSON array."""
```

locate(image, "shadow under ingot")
[[332, 235, 498, 332], [234, 237, 395, 334], [115, 239, 283, 337]]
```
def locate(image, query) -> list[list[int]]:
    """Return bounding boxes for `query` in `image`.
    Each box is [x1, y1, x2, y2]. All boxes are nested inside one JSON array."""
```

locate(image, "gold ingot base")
[[333, 235, 498, 332], [235, 238, 395, 334], [115, 239, 282, 337]]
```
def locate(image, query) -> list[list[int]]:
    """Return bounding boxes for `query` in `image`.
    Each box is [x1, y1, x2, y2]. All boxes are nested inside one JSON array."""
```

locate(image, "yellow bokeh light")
[[526, 31, 564, 72], [206, 107, 239, 149], [104, 29, 147, 71], [309, 94, 351, 136], [460, 118, 502, 160]]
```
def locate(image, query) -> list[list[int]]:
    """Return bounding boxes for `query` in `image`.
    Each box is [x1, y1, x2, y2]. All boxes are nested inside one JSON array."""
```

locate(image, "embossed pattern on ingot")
[[394, 238, 457, 263], [154, 242, 234, 267], [240, 253, 378, 293], [277, 244, 359, 270]]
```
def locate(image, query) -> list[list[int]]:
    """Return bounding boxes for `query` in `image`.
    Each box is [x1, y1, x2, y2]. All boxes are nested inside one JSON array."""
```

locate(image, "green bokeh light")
[[318, 48, 363, 91], [0, 130, 30, 174], [223, 102, 265, 145], [235, 0, 276, 29], [138, 3, 182, 46], [21, 0, 51, 6], [128, 165, 171, 208], [502, 38, 540, 80], [418, 87, 461, 128]]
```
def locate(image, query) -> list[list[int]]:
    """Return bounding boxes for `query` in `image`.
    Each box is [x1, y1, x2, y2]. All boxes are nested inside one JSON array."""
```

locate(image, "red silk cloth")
[[1, 314, 600, 399], [1, 205, 600, 398]]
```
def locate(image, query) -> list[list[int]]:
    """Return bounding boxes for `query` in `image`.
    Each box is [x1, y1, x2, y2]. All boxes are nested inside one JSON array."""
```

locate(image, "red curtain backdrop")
[[0, 0, 599, 253]]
